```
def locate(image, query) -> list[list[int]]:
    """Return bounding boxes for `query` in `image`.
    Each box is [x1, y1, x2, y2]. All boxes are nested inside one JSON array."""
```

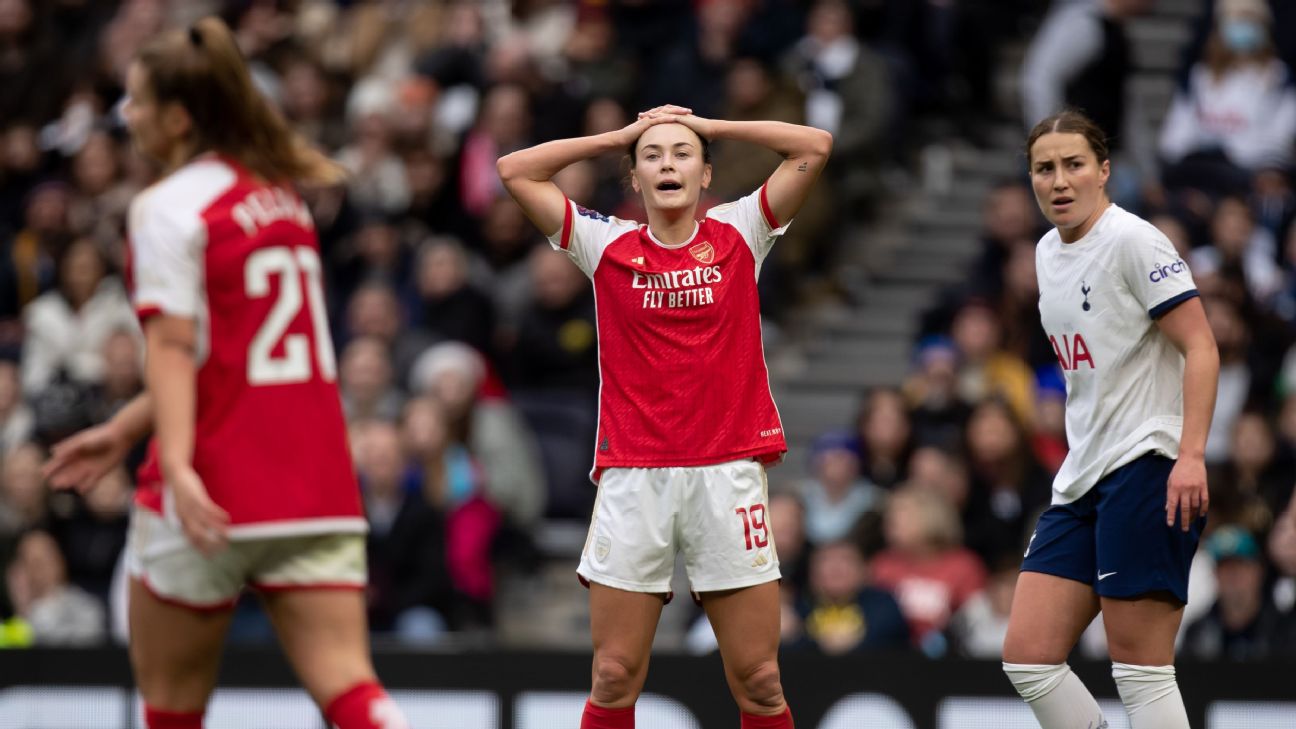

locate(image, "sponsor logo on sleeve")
[[576, 206, 609, 223], [1148, 259, 1188, 283]]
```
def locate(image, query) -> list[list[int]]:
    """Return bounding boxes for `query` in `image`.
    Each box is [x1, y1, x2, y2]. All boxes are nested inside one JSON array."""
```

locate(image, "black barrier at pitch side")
[[0, 649, 1293, 728]]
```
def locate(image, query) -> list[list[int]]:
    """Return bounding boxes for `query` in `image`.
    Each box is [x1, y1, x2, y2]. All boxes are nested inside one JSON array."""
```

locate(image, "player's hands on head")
[[170, 466, 230, 556], [43, 423, 133, 494], [1165, 456, 1208, 532], [616, 110, 682, 148], [637, 105, 718, 139]]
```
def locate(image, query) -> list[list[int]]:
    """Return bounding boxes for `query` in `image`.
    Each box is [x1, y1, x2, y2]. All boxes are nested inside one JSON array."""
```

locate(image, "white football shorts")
[[126, 506, 367, 610], [577, 458, 781, 594]]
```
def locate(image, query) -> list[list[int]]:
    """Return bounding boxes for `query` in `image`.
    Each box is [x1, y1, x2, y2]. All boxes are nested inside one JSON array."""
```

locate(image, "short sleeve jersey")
[[548, 185, 789, 478], [1035, 204, 1199, 504], [128, 155, 364, 537]]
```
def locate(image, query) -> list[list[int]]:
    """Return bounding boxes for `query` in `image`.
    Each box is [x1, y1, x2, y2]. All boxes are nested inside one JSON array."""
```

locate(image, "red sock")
[[323, 681, 409, 729], [741, 707, 794, 729], [581, 699, 635, 729], [144, 706, 203, 729]]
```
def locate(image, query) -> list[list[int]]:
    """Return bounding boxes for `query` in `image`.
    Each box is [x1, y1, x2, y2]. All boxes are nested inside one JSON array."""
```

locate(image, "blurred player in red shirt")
[[43, 17, 408, 729], [499, 105, 831, 729]]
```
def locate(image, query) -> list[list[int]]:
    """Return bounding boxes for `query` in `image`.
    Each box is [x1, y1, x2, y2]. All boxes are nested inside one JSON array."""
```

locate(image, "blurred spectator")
[[47, 466, 129, 603], [950, 555, 1019, 659], [1208, 411, 1289, 536], [1, 181, 69, 329], [1204, 295, 1254, 463], [575, 97, 632, 214], [1030, 369, 1069, 474], [1151, 212, 1195, 261], [768, 490, 810, 598], [784, 0, 891, 220], [975, 182, 1041, 298], [1182, 525, 1296, 659], [855, 387, 912, 489], [411, 341, 545, 529], [410, 236, 496, 356], [872, 486, 988, 655], [0, 438, 42, 613], [1190, 196, 1282, 305], [278, 54, 345, 150], [0, 0, 69, 126], [790, 540, 909, 655], [92, 329, 142, 417], [906, 446, 972, 522], [476, 196, 540, 328], [344, 281, 435, 388], [0, 441, 46, 537], [404, 147, 472, 242], [336, 112, 411, 216], [0, 358, 31, 452], [501, 246, 599, 519], [904, 337, 972, 452], [458, 84, 531, 219], [562, 12, 634, 104], [20, 237, 135, 394], [1020, 0, 1157, 210], [504, 247, 597, 394], [353, 419, 455, 638], [951, 298, 1036, 426], [339, 336, 404, 423], [802, 429, 884, 546], [961, 398, 1051, 565], [331, 213, 412, 306], [4, 529, 104, 645], [1160, 0, 1296, 199], [998, 241, 1055, 370], [66, 130, 134, 252]]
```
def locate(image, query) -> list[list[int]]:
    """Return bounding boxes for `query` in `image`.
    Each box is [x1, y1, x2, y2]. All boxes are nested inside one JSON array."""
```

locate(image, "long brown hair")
[[136, 17, 344, 185], [1025, 109, 1109, 168]]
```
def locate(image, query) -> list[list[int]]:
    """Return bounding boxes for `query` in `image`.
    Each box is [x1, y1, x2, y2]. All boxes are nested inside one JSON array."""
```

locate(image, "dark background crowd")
[[0, 0, 1294, 665]]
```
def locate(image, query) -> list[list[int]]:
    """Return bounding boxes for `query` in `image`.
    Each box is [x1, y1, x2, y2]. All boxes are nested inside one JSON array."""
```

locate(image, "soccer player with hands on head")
[[499, 104, 831, 729], [1002, 109, 1219, 729]]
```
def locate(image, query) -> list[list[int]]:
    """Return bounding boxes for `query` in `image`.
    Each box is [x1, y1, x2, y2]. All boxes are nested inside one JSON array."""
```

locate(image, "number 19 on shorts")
[[735, 505, 768, 550]]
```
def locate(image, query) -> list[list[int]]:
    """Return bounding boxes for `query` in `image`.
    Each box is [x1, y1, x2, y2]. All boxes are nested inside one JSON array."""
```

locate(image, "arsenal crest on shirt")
[[690, 241, 715, 264]]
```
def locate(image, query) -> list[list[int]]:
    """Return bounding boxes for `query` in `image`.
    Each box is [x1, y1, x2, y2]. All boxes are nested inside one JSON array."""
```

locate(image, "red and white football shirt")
[[128, 155, 364, 537], [549, 184, 789, 479]]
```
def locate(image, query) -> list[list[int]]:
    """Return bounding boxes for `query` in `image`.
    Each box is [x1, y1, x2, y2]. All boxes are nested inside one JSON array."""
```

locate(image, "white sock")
[[1112, 662, 1189, 728], [1003, 662, 1109, 729]]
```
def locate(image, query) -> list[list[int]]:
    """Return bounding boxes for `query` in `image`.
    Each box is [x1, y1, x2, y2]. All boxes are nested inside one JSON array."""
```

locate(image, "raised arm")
[[497, 115, 676, 236], [648, 107, 833, 226]]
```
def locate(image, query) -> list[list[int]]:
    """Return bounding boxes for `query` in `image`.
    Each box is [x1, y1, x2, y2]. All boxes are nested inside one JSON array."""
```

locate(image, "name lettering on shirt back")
[[232, 187, 313, 237]]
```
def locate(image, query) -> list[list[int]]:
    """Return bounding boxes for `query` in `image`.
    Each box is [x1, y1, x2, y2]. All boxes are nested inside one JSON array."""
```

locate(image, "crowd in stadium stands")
[[1, 0, 1295, 662]]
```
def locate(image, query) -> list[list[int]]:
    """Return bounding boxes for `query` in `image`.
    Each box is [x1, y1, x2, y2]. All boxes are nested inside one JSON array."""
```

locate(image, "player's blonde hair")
[[136, 17, 344, 186]]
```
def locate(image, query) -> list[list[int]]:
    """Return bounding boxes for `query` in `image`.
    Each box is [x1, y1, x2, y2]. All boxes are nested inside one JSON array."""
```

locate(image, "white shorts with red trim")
[[577, 459, 781, 594], [126, 506, 367, 610]]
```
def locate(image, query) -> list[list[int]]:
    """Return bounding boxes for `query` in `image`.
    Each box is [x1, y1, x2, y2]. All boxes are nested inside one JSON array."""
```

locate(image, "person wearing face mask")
[[1159, 0, 1296, 198]]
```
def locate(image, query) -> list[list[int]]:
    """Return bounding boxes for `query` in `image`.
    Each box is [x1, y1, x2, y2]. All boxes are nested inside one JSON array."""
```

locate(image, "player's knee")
[[734, 660, 784, 709], [1002, 633, 1065, 666], [1003, 662, 1070, 703], [591, 655, 641, 703]]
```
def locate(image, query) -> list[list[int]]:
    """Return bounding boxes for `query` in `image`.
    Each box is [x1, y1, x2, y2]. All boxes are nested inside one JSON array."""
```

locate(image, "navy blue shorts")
[[1020, 454, 1204, 604]]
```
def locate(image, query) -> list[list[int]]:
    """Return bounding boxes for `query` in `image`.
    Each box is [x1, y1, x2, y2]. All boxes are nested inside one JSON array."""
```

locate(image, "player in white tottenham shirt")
[[500, 105, 831, 729], [1001, 110, 1219, 729]]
